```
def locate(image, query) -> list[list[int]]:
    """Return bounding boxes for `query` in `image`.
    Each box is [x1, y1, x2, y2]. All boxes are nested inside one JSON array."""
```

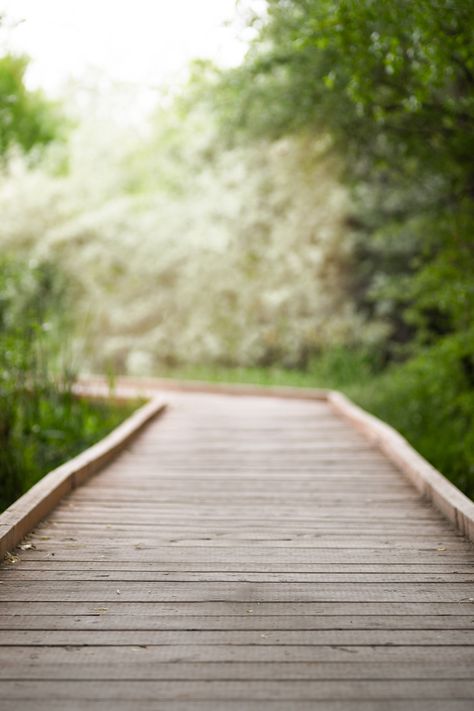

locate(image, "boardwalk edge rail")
[[1, 375, 473, 556], [0, 394, 167, 557]]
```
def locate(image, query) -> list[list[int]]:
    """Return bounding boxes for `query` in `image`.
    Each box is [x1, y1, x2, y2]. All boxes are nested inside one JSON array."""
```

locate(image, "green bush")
[[348, 335, 474, 498]]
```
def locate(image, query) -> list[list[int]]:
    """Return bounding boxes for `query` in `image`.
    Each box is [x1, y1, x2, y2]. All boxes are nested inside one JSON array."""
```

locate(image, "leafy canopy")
[[217, 0, 474, 357]]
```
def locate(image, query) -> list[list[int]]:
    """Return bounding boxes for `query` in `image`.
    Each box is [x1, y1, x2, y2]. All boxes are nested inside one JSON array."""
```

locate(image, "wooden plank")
[[0, 614, 472, 630], [3, 570, 473, 583], [34, 524, 457, 537], [1, 581, 473, 603], [0, 658, 472, 681], [25, 532, 467, 545], [0, 601, 471, 616], [7, 561, 473, 572], [22, 542, 468, 554], [1, 700, 473, 711], [44, 507, 449, 518], [1, 679, 474, 701], [1, 644, 470, 663], [46, 516, 445, 526], [14, 547, 473, 563], [1, 629, 474, 646]]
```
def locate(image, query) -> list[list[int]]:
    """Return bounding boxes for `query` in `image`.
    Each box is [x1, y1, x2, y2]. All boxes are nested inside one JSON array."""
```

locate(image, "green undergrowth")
[[0, 391, 138, 512], [346, 341, 474, 501], [158, 344, 474, 500], [0, 256, 140, 512]]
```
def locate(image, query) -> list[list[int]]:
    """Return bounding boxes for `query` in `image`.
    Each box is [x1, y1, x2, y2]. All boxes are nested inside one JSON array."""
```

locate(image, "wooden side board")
[[0, 396, 166, 557], [79, 374, 329, 401]]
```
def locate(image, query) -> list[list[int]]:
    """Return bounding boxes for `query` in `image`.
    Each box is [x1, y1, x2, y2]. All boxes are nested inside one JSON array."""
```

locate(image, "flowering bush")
[[0, 97, 363, 372]]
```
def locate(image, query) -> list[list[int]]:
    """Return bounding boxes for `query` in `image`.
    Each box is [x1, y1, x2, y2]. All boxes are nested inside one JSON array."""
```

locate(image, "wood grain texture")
[[1, 389, 473, 708]]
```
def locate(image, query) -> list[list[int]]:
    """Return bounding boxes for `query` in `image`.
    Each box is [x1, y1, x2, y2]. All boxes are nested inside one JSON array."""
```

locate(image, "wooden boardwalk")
[[0, 390, 473, 710]]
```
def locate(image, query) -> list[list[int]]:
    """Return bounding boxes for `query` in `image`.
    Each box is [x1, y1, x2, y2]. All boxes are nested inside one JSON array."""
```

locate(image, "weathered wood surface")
[[1, 391, 473, 710]]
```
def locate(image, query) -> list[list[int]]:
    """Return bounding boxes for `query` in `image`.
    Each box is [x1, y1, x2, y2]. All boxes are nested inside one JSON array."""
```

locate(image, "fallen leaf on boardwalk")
[[436, 546, 447, 551], [4, 552, 19, 564], [247, 609, 254, 613], [19, 543, 36, 551], [94, 607, 108, 613], [38, 536, 50, 541], [116, 589, 121, 595]]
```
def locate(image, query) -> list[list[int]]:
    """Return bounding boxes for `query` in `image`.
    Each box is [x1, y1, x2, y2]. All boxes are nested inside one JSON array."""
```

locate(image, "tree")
[[216, 0, 474, 358], [0, 49, 61, 156]]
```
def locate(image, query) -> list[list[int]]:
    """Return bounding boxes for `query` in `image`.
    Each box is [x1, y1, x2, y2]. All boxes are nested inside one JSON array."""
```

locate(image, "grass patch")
[[156, 348, 376, 390]]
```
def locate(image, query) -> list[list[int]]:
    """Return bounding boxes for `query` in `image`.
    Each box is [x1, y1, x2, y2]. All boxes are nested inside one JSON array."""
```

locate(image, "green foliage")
[[218, 0, 474, 349], [0, 54, 62, 157], [0, 101, 357, 371], [0, 257, 134, 511], [347, 334, 474, 498], [223, 1, 474, 173], [351, 203, 474, 360]]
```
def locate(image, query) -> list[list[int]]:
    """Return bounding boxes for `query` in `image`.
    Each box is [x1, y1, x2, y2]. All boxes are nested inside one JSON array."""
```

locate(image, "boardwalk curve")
[[1, 388, 473, 710]]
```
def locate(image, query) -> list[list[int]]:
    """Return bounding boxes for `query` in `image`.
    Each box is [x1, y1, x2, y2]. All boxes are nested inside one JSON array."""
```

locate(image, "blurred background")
[[0, 0, 473, 506]]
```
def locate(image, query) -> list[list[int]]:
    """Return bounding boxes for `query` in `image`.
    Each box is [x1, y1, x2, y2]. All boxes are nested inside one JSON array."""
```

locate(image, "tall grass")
[[0, 257, 135, 511]]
